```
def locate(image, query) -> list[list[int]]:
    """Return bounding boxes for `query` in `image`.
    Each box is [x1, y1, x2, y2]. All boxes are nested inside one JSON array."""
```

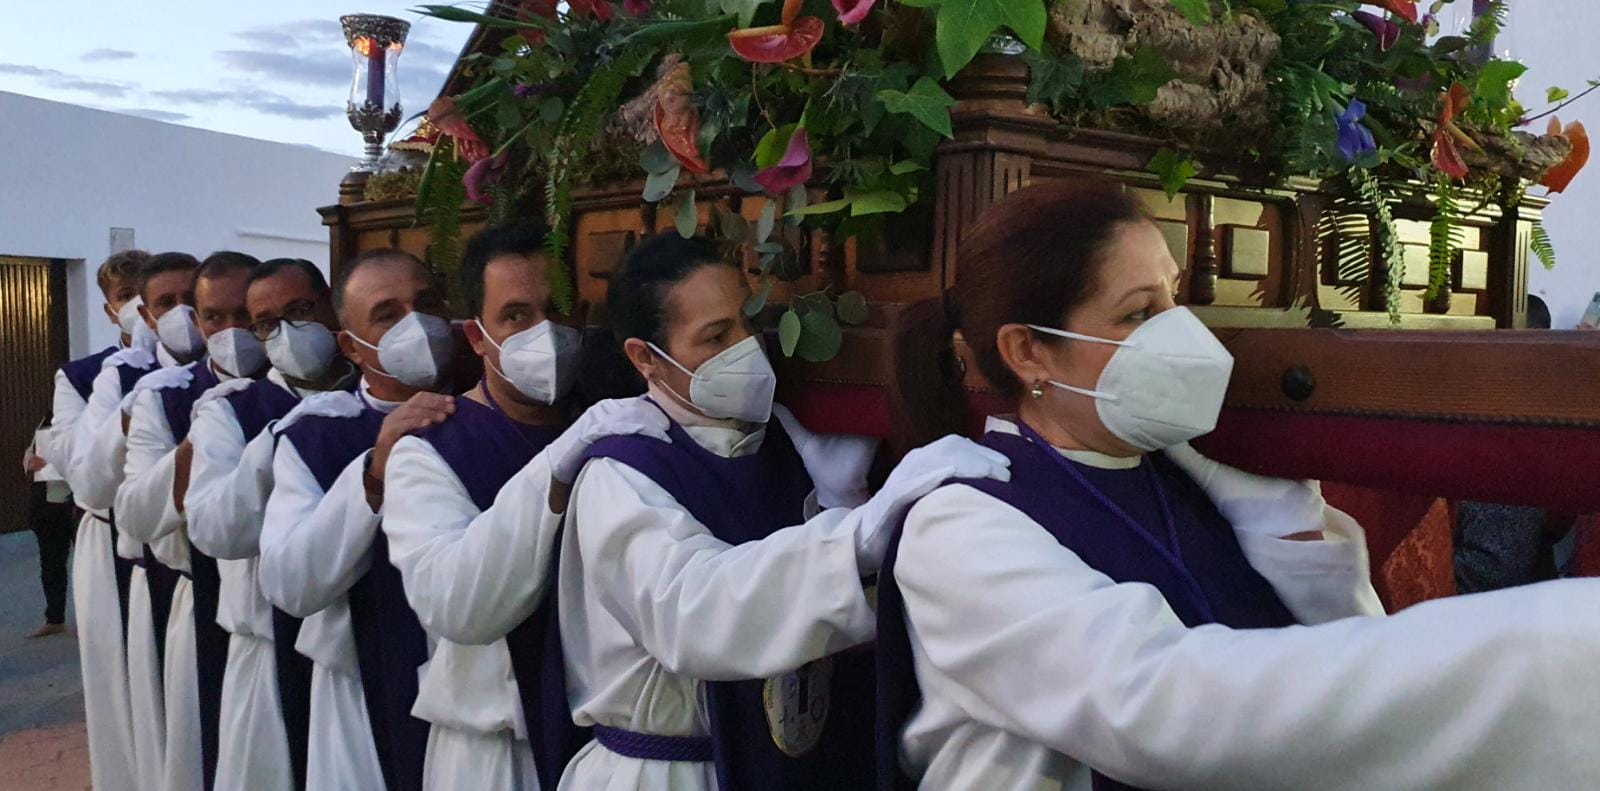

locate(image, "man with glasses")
[[185, 258, 357, 791]]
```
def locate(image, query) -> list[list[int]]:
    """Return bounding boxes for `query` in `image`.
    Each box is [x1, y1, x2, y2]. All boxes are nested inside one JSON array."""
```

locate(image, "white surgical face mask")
[[648, 334, 776, 424], [478, 319, 580, 405], [348, 311, 454, 389], [207, 327, 266, 379], [267, 320, 339, 382], [117, 297, 145, 337], [1027, 307, 1234, 452], [155, 304, 205, 361]]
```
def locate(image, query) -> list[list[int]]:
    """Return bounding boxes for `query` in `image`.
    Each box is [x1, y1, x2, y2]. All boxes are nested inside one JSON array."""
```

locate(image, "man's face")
[[138, 269, 197, 328], [337, 258, 449, 372], [247, 267, 336, 342], [195, 269, 253, 340], [100, 277, 138, 329]]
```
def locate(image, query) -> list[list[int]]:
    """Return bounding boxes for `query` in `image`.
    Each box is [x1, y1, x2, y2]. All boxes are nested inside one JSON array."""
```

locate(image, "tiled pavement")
[[0, 531, 86, 788]]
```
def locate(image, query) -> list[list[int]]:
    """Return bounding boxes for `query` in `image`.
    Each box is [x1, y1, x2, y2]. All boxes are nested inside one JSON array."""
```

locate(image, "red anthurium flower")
[[1352, 11, 1400, 52], [1370, 0, 1419, 24], [832, 0, 876, 26], [1543, 118, 1590, 193], [624, 0, 651, 17], [428, 96, 490, 165], [1431, 83, 1479, 180], [782, 0, 802, 26], [728, 16, 825, 63], [655, 104, 710, 174], [569, 0, 613, 22], [754, 128, 813, 195], [464, 153, 509, 205]]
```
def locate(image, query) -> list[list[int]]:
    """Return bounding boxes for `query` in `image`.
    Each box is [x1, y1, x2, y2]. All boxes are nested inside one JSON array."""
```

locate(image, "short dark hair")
[[97, 250, 150, 298], [249, 258, 329, 296], [138, 252, 201, 299], [459, 223, 553, 316], [1527, 294, 1552, 329], [196, 251, 261, 282], [606, 233, 728, 347], [332, 249, 428, 319]]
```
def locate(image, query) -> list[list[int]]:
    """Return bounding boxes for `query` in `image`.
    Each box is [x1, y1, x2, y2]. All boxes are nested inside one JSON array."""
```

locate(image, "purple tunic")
[[412, 393, 577, 791], [274, 406, 385, 791], [875, 428, 1297, 791], [59, 345, 118, 401], [582, 406, 878, 790]]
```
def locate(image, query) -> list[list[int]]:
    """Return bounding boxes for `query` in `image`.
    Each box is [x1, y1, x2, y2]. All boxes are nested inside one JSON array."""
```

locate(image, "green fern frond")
[[1351, 169, 1404, 325], [1427, 183, 1465, 301], [1531, 220, 1559, 271], [416, 142, 470, 302]]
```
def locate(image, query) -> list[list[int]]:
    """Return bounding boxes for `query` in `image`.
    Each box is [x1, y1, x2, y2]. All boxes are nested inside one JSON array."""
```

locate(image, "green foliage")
[[1427, 182, 1464, 301], [1531, 220, 1559, 271], [1170, 0, 1213, 25], [878, 78, 958, 139], [1148, 148, 1199, 200], [1351, 169, 1404, 325], [415, 146, 470, 307], [1082, 48, 1175, 109], [899, 0, 1047, 78]]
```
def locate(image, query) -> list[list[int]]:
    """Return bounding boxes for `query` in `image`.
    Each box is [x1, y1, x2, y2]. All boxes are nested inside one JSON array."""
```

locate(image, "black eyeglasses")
[[251, 314, 320, 342]]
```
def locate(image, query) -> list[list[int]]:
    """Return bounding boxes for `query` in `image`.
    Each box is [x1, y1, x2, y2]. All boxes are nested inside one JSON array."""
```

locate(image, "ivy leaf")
[[778, 309, 803, 356], [1169, 0, 1212, 25], [1548, 86, 1571, 103], [998, 0, 1046, 51], [890, 160, 927, 175], [757, 199, 776, 243], [795, 310, 844, 362], [744, 278, 774, 317], [720, 0, 768, 28], [1148, 148, 1198, 200], [1083, 47, 1174, 108], [642, 165, 680, 202], [1023, 50, 1084, 111], [878, 77, 957, 139], [1476, 60, 1528, 108], [837, 291, 869, 325], [675, 189, 698, 238], [933, 0, 1003, 79], [755, 123, 801, 169]]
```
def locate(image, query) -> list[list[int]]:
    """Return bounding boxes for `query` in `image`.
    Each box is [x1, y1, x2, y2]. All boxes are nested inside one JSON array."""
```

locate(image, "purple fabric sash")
[[59, 346, 118, 401], [222, 379, 302, 441], [582, 406, 877, 790], [874, 429, 1297, 791], [158, 363, 220, 442], [412, 393, 577, 791]]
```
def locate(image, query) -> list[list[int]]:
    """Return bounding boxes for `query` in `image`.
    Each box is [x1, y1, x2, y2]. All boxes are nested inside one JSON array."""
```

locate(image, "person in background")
[[115, 251, 264, 791], [184, 258, 357, 791], [257, 250, 453, 791], [41, 248, 149, 791], [880, 180, 1600, 790], [20, 416, 74, 638], [69, 250, 200, 791], [382, 224, 666, 790]]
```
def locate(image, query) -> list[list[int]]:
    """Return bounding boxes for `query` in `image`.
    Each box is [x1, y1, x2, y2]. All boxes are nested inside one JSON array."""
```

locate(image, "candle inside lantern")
[[360, 37, 386, 109]]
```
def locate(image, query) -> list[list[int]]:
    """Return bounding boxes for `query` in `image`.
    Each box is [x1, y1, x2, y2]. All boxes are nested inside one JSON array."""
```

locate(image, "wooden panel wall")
[[0, 256, 70, 533]]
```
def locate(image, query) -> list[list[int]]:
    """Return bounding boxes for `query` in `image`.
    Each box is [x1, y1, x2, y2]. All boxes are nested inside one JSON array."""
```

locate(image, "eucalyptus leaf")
[[848, 189, 908, 216], [787, 197, 854, 217], [757, 200, 776, 243], [675, 189, 698, 239], [778, 309, 802, 356], [496, 101, 523, 132], [728, 163, 765, 193], [785, 184, 809, 226], [837, 291, 869, 325], [890, 160, 928, 176], [754, 241, 785, 254], [744, 278, 774, 317], [795, 311, 843, 362], [643, 165, 680, 202], [540, 96, 565, 124], [640, 141, 677, 175], [720, 211, 751, 243]]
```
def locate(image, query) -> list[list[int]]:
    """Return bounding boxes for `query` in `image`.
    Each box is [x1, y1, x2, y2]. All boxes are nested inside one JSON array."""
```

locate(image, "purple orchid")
[[1352, 10, 1400, 51], [754, 128, 813, 196], [1335, 99, 1377, 163]]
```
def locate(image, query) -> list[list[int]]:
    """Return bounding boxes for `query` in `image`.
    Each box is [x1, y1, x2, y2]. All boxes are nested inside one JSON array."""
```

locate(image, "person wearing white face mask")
[[67, 251, 201, 791], [42, 249, 150, 791], [184, 258, 358, 791], [879, 181, 1600, 791], [554, 233, 1009, 791], [378, 225, 672, 791], [254, 249, 458, 791], [115, 251, 265, 791]]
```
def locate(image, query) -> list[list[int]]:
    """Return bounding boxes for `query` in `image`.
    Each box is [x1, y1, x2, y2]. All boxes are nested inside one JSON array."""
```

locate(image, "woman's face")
[[1004, 219, 1183, 454], [625, 262, 757, 400]]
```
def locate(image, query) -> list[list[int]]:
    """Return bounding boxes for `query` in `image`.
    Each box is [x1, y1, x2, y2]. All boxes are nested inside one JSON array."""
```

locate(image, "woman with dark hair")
[[557, 233, 1009, 790], [879, 180, 1600, 790]]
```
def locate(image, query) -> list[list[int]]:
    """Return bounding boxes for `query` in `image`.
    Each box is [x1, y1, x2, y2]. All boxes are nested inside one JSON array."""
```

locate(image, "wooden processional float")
[[320, 54, 1600, 609]]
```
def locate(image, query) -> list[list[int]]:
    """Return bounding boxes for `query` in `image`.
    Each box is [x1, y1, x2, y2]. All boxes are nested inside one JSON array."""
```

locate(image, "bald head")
[[333, 249, 447, 350]]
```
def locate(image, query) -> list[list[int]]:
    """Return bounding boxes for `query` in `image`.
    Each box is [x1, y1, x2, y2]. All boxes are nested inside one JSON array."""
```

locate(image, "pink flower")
[[464, 153, 509, 205], [624, 0, 651, 16], [832, 0, 875, 26], [754, 128, 812, 195]]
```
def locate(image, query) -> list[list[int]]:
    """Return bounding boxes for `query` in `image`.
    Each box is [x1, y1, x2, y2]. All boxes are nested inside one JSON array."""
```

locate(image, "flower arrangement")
[[411, 0, 1590, 350]]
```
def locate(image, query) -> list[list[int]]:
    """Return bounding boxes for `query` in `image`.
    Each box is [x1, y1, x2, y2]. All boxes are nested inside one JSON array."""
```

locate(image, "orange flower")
[[1431, 84, 1480, 180], [1542, 118, 1590, 193]]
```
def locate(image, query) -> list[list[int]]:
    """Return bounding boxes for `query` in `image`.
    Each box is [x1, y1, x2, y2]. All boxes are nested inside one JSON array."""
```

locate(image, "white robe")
[[893, 417, 1600, 790], [186, 370, 302, 791], [58, 353, 138, 791], [258, 387, 396, 791], [557, 394, 876, 791], [70, 352, 172, 791], [382, 430, 568, 791], [117, 363, 233, 791]]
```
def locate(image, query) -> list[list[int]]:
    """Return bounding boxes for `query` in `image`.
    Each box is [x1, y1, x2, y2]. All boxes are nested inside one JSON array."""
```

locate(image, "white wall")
[[1504, 8, 1600, 328], [0, 92, 355, 357]]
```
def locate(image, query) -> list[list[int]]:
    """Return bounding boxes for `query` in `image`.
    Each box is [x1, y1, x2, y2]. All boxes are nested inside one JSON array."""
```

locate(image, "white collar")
[[646, 382, 766, 459], [155, 344, 182, 369], [984, 416, 1143, 470], [359, 377, 405, 415]]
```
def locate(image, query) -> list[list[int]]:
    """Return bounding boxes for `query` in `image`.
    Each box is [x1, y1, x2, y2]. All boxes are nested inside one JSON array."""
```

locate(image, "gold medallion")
[[762, 656, 832, 757]]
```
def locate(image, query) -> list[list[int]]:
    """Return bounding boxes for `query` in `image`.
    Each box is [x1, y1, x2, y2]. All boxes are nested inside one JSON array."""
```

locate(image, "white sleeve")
[[566, 457, 875, 681], [383, 436, 563, 645], [258, 439, 376, 618], [1231, 501, 1385, 623], [115, 389, 182, 543], [66, 368, 129, 513], [186, 399, 278, 560], [39, 371, 85, 471], [896, 483, 1600, 791]]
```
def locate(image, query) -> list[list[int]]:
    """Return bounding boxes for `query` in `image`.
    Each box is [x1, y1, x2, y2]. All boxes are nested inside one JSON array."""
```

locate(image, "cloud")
[[0, 63, 132, 97], [153, 86, 342, 120], [82, 48, 137, 62], [232, 18, 343, 50], [119, 108, 190, 122], [217, 49, 348, 87]]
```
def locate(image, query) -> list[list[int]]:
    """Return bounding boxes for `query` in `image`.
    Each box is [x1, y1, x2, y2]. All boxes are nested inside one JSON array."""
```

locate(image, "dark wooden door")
[[0, 256, 70, 533]]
